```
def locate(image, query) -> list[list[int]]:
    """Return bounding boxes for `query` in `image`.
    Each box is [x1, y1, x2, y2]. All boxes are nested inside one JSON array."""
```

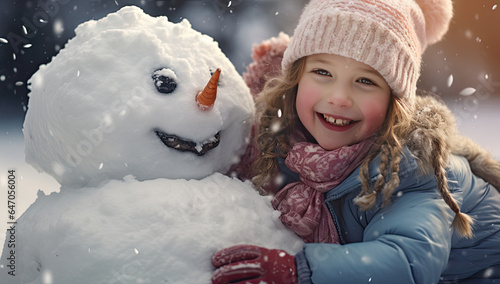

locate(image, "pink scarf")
[[271, 140, 373, 243]]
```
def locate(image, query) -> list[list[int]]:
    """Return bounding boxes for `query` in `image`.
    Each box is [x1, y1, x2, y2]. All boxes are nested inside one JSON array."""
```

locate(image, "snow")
[[1, 174, 302, 283], [0, 6, 303, 283], [459, 87, 477, 96]]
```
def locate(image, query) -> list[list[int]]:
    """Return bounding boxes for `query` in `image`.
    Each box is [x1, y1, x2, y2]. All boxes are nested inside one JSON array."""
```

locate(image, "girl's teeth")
[[323, 114, 350, 126]]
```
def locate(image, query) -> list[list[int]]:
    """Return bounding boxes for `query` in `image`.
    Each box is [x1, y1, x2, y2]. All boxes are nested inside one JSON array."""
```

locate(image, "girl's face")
[[296, 54, 391, 150]]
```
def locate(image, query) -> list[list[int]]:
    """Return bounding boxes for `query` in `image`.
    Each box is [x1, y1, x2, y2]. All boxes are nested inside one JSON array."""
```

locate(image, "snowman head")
[[23, 6, 255, 188]]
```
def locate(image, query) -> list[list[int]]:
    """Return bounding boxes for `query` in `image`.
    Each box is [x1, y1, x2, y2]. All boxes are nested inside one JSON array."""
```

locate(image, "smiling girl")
[[212, 0, 500, 283], [296, 53, 391, 151]]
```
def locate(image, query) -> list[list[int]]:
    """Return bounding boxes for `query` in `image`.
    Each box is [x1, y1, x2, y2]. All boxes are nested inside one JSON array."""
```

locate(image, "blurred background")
[[0, 0, 499, 247]]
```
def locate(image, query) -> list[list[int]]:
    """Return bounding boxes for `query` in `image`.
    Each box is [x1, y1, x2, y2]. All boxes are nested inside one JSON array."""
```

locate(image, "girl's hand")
[[211, 244, 298, 284]]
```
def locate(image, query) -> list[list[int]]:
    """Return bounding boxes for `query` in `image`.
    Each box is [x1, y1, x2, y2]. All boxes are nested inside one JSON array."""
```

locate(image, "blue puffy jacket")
[[288, 147, 500, 284]]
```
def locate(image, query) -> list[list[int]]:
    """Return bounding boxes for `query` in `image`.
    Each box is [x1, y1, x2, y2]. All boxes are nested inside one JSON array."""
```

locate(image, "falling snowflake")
[[447, 74, 453, 88], [53, 19, 64, 37], [460, 87, 476, 96]]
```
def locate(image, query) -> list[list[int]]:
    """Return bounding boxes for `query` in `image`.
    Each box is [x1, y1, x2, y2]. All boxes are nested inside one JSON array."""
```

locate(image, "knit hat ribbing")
[[282, 0, 453, 106]]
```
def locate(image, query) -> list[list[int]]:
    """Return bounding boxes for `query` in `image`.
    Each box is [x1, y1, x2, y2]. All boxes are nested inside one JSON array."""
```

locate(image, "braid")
[[356, 157, 378, 211], [359, 159, 371, 193], [408, 92, 474, 239], [431, 138, 474, 238], [357, 93, 474, 238], [375, 145, 390, 190], [383, 145, 402, 206], [355, 96, 406, 211]]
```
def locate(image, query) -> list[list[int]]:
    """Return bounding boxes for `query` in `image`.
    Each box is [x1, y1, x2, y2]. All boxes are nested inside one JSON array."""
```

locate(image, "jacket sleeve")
[[300, 175, 455, 284]]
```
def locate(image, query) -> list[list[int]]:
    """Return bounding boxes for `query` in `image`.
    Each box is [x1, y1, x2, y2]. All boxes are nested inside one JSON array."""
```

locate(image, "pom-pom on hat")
[[282, 0, 453, 107]]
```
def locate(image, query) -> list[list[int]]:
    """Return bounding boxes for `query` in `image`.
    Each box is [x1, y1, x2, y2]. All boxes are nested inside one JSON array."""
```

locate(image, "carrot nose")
[[196, 68, 220, 111]]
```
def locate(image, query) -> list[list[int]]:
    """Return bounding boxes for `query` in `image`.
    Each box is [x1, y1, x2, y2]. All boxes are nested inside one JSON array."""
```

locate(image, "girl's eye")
[[313, 69, 331, 76], [357, 78, 376, 86]]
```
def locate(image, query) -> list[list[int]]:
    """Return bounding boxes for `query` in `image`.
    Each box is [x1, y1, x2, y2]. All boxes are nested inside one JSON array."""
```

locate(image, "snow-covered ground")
[[0, 128, 60, 251], [446, 97, 500, 160]]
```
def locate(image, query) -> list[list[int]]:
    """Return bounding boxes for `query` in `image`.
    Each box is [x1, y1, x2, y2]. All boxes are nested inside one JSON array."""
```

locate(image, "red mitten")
[[211, 244, 298, 284], [243, 32, 290, 96]]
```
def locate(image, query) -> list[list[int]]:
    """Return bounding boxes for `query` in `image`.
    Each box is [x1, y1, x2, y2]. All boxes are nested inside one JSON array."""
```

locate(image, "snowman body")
[[4, 174, 302, 284], [0, 6, 303, 284]]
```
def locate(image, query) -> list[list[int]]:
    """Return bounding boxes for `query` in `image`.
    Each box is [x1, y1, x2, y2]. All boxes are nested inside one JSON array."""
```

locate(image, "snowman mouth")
[[154, 129, 220, 156]]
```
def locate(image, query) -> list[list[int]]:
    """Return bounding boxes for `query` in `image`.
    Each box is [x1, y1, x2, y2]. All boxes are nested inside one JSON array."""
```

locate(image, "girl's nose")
[[326, 84, 353, 108]]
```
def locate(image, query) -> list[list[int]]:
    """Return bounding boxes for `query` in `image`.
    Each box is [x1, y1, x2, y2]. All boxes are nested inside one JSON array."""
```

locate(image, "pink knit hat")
[[282, 0, 453, 106]]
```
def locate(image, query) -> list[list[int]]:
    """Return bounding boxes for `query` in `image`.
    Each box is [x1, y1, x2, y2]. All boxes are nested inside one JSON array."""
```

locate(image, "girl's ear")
[[243, 32, 290, 97]]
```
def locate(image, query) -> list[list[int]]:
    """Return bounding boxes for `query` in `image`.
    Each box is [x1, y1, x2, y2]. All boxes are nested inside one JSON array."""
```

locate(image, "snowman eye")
[[152, 68, 177, 94]]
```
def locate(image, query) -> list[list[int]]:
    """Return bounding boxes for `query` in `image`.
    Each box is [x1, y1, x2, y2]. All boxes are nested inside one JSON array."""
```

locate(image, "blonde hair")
[[252, 58, 473, 238], [252, 58, 306, 192]]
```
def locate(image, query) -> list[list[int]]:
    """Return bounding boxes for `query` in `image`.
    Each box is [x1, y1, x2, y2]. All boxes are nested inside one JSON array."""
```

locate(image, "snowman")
[[0, 6, 303, 284]]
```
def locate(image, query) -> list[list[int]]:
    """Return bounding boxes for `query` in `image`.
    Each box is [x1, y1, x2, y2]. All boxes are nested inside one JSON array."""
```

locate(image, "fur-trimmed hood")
[[409, 92, 500, 190]]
